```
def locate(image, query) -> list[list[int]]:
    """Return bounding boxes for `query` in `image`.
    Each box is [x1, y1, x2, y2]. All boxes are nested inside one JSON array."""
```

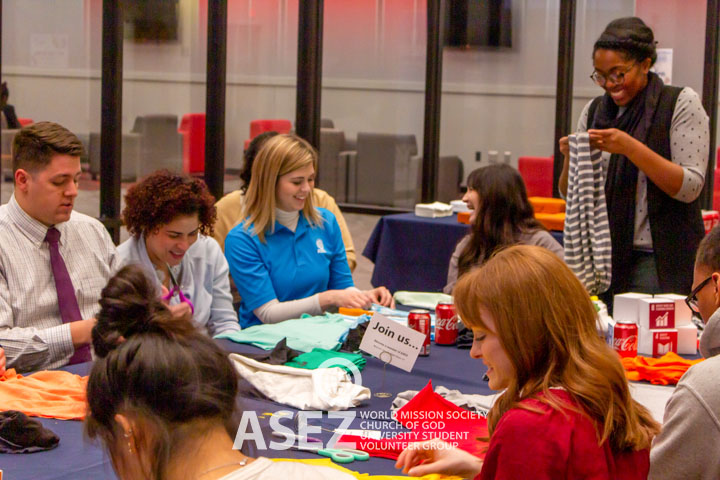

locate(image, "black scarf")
[[591, 71, 664, 290]]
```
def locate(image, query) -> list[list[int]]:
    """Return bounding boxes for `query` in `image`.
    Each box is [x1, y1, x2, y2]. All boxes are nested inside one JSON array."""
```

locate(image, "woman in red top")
[[396, 245, 659, 479]]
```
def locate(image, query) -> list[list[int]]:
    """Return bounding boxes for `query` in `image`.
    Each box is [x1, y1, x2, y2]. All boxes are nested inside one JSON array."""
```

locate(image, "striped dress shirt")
[[0, 195, 118, 372]]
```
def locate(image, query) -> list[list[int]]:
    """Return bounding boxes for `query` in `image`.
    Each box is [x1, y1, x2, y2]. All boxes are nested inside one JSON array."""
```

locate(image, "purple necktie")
[[45, 227, 91, 364]]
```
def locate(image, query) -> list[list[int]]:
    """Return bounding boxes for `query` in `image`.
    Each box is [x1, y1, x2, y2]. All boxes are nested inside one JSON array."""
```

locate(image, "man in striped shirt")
[[0, 122, 118, 372]]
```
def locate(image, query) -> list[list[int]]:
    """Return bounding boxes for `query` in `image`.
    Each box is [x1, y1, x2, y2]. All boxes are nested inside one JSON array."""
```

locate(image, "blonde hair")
[[241, 134, 321, 242], [454, 245, 659, 452]]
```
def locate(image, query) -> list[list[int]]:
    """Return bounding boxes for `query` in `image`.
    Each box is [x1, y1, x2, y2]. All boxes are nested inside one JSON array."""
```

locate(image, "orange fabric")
[[0, 369, 87, 420], [529, 197, 566, 214], [457, 211, 471, 224], [535, 212, 565, 231], [338, 308, 373, 317], [622, 352, 703, 385]]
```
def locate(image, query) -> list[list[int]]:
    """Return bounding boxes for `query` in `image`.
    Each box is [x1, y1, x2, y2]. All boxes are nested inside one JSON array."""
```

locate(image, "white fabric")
[[563, 132, 612, 294], [229, 353, 371, 411], [217, 457, 354, 480]]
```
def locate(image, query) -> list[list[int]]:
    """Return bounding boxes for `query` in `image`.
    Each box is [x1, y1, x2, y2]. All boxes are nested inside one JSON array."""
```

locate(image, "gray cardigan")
[[443, 230, 564, 294]]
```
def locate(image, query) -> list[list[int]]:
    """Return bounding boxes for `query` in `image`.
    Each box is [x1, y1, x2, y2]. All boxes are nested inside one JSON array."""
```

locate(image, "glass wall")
[[224, 0, 298, 188], [320, 0, 427, 209], [1, 0, 102, 216]]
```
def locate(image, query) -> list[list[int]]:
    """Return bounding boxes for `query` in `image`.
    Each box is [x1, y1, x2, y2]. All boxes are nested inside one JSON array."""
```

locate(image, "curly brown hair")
[[123, 170, 217, 238]]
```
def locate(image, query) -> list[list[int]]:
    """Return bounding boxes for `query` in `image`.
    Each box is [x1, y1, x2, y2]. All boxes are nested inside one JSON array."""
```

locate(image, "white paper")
[[653, 48, 673, 85], [359, 313, 427, 372]]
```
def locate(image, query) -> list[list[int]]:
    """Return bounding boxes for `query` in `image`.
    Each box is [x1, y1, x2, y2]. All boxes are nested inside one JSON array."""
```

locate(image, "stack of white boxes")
[[612, 293, 697, 357]]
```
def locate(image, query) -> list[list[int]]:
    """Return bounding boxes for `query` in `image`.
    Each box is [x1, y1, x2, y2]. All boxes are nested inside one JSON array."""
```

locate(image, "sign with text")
[[359, 313, 426, 372]]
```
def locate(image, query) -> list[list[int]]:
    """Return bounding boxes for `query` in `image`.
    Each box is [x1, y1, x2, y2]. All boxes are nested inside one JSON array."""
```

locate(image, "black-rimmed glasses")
[[685, 275, 714, 314], [590, 62, 637, 87]]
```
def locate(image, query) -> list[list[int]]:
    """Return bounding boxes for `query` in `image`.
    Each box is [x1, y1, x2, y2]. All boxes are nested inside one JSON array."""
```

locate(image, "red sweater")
[[476, 390, 649, 480]]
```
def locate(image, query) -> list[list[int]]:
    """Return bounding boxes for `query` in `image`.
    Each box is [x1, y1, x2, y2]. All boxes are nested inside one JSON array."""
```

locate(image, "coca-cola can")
[[613, 320, 638, 358], [435, 302, 458, 345], [408, 309, 431, 356]]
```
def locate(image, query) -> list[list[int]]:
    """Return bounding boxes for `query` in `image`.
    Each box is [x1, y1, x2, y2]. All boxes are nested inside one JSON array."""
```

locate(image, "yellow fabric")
[[213, 188, 357, 271], [271, 457, 463, 480]]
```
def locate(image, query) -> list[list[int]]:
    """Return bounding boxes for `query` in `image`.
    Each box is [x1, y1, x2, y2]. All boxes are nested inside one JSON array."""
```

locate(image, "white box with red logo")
[[638, 298, 675, 330], [638, 327, 678, 357], [614, 293, 652, 324], [702, 209, 720, 234], [654, 294, 693, 327]]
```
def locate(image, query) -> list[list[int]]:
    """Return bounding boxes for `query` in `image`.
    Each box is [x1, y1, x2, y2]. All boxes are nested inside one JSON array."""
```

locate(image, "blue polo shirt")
[[225, 208, 355, 328]]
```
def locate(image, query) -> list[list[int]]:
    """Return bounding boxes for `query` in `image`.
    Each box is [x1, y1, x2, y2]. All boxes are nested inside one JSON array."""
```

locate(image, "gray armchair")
[[131, 114, 183, 177], [344, 132, 420, 208], [88, 132, 141, 181], [318, 128, 352, 202]]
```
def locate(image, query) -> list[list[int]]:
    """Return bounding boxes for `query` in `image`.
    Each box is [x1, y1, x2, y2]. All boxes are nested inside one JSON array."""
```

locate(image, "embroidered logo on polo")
[[316, 239, 327, 254]]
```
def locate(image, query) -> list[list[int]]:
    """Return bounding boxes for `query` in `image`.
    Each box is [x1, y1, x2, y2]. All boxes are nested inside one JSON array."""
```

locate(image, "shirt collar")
[[6, 194, 69, 248]]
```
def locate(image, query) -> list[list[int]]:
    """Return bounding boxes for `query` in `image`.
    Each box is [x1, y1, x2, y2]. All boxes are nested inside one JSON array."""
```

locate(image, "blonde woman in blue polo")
[[225, 134, 392, 328]]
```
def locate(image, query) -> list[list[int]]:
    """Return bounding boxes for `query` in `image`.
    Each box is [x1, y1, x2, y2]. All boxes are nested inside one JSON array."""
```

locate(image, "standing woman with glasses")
[[558, 17, 708, 309]]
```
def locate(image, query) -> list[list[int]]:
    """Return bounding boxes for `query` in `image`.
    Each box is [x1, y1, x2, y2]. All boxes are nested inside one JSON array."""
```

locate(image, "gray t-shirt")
[[443, 230, 564, 294]]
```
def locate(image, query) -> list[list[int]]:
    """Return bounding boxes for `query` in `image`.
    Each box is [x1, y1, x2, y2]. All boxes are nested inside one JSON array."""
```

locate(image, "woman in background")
[[444, 164, 562, 293], [225, 134, 391, 328], [399, 246, 658, 479], [85, 265, 353, 480], [118, 170, 239, 336]]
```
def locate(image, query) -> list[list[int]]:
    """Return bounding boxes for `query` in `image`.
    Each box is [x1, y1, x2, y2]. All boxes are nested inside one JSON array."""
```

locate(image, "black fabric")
[[0, 410, 59, 454], [588, 72, 703, 307], [456, 326, 473, 349], [340, 322, 369, 353], [3, 104, 20, 129], [239, 338, 302, 365]]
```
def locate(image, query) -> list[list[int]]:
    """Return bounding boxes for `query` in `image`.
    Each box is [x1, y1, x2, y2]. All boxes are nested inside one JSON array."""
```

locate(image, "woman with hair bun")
[[85, 265, 354, 480], [397, 246, 659, 479], [118, 170, 239, 336], [559, 17, 709, 308]]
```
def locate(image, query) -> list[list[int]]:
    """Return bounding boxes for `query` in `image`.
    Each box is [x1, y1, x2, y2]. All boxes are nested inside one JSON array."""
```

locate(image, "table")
[[363, 213, 563, 293], [2, 339, 487, 479]]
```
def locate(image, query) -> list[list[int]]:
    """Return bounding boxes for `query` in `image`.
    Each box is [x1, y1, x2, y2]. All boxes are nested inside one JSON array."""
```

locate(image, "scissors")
[[292, 445, 369, 464], [162, 263, 194, 314]]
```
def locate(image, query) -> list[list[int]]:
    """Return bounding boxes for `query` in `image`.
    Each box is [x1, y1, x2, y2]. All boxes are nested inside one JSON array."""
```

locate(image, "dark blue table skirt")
[[3, 339, 489, 479], [363, 213, 563, 293]]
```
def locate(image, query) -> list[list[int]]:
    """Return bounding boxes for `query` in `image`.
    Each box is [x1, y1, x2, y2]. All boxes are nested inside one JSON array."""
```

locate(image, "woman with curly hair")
[[118, 170, 239, 336], [397, 245, 659, 479], [443, 164, 562, 294]]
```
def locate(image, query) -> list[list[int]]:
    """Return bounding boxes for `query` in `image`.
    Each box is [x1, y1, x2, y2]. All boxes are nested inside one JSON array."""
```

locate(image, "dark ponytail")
[[593, 17, 657, 66], [85, 265, 239, 479]]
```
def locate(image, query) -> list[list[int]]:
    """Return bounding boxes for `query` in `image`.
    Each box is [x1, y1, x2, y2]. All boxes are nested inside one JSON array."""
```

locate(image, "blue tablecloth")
[[363, 213, 563, 293], [2, 339, 488, 479]]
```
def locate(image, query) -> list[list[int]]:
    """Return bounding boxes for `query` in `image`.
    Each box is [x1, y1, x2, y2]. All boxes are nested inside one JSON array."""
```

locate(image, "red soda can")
[[408, 309, 431, 356], [613, 320, 638, 358], [435, 302, 458, 345]]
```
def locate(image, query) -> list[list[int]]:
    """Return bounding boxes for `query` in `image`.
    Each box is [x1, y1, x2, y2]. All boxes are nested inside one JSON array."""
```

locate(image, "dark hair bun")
[[92, 265, 195, 358], [594, 17, 657, 66]]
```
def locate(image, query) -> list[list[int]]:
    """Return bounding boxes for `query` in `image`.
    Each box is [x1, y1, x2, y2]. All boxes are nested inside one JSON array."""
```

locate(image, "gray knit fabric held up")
[[563, 132, 612, 294]]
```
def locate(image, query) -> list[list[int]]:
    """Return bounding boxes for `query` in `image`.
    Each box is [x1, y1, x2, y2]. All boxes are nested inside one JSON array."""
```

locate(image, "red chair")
[[178, 113, 205, 174], [518, 155, 554, 198], [17, 118, 33, 127], [244, 119, 292, 150]]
